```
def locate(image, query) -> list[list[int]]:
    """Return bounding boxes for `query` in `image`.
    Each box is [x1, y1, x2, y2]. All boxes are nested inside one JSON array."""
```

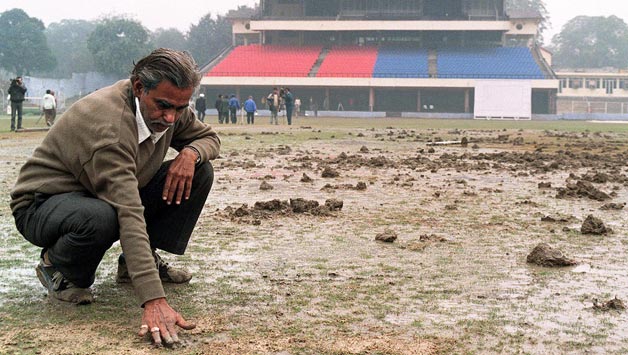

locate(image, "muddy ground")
[[1, 117, 628, 354]]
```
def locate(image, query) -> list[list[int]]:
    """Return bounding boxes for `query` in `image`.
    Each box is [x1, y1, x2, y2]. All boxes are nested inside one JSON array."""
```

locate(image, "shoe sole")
[[35, 265, 52, 290], [35, 265, 94, 305]]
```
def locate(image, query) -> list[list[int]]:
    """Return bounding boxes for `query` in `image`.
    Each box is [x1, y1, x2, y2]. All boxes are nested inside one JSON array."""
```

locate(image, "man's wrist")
[[184, 146, 201, 164]]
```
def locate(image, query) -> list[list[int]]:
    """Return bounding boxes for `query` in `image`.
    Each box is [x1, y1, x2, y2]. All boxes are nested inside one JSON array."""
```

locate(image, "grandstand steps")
[[530, 45, 556, 79], [309, 48, 330, 77], [428, 49, 438, 77], [200, 46, 234, 74]]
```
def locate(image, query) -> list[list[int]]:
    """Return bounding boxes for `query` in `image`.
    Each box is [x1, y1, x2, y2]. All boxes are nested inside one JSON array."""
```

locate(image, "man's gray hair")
[[131, 48, 201, 93]]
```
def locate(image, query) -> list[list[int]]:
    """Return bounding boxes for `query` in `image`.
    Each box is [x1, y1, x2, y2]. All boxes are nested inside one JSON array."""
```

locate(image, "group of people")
[[266, 87, 296, 125], [7, 77, 59, 131], [195, 93, 257, 125], [192, 87, 301, 126], [212, 94, 241, 124]]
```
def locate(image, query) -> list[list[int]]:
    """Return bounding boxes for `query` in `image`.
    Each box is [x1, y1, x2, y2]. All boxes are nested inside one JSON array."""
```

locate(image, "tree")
[[0, 9, 56, 75], [505, 0, 549, 43], [551, 16, 628, 69], [186, 13, 232, 66], [44, 19, 98, 78], [87, 17, 151, 76], [150, 28, 188, 51]]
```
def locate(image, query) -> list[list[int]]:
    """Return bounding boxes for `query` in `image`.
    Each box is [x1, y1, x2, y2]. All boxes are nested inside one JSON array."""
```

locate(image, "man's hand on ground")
[[139, 297, 196, 346], [162, 148, 197, 205]]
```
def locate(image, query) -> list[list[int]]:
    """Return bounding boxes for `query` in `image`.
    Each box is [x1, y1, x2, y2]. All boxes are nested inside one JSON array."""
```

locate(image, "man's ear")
[[132, 79, 144, 98]]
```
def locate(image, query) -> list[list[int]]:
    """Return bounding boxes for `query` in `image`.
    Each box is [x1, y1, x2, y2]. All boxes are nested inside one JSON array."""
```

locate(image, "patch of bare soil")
[[526, 243, 578, 267]]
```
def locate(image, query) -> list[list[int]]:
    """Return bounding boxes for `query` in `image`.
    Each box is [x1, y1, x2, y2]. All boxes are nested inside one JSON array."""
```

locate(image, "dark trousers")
[[246, 112, 254, 124], [10, 101, 23, 131], [230, 108, 237, 124], [197, 109, 205, 122], [286, 106, 293, 125], [14, 161, 214, 288]]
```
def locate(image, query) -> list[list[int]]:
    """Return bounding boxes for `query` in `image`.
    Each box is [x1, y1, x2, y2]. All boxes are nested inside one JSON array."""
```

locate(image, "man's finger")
[[176, 314, 196, 330], [175, 180, 186, 205], [151, 327, 162, 347], [162, 174, 173, 202], [184, 175, 193, 200], [161, 328, 174, 345]]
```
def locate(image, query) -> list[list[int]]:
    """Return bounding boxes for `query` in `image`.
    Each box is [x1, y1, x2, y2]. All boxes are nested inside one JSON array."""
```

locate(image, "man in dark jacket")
[[221, 94, 229, 124], [215, 94, 223, 124], [283, 87, 294, 126], [8, 76, 27, 131], [195, 94, 206, 122]]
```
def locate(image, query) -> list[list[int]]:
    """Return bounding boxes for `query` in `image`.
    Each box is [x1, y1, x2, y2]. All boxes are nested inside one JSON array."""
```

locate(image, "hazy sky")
[[1, 0, 627, 44]]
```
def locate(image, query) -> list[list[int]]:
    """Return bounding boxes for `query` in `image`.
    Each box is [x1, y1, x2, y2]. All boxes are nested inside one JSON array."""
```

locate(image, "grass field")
[[1, 116, 628, 354]]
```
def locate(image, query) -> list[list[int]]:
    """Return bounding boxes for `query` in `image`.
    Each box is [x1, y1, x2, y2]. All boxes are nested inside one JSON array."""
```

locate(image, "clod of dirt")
[[234, 205, 250, 217], [325, 199, 344, 211], [593, 297, 626, 311], [427, 147, 435, 153], [471, 144, 479, 149], [355, 181, 367, 191], [321, 167, 340, 178], [541, 215, 571, 223], [360, 145, 370, 153], [538, 182, 552, 189], [526, 243, 577, 267], [461, 137, 469, 147], [419, 234, 447, 242], [600, 202, 625, 210], [512, 137, 524, 145], [556, 180, 610, 201], [375, 230, 398, 243], [581, 215, 611, 235], [300, 173, 313, 183], [290, 198, 319, 213], [259, 181, 274, 190], [254, 199, 286, 211]]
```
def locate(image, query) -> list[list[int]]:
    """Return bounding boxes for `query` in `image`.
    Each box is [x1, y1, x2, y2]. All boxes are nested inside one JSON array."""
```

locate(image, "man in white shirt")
[[41, 89, 57, 126]]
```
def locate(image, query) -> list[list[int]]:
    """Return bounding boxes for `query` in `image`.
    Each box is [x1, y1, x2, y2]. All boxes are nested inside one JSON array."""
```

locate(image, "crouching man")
[[10, 48, 220, 346]]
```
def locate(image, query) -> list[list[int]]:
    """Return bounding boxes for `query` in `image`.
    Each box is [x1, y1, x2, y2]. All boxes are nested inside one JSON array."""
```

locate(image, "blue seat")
[[436, 47, 545, 79], [373, 46, 429, 78]]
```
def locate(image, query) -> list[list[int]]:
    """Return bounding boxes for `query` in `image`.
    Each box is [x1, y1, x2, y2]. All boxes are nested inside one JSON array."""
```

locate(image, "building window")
[[586, 78, 599, 89], [603, 79, 617, 94], [569, 78, 583, 89]]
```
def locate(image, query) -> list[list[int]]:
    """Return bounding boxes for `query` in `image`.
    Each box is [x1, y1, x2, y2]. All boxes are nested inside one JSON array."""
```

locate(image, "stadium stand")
[[207, 44, 322, 77], [373, 46, 430, 78], [436, 47, 545, 79], [316, 46, 378, 78]]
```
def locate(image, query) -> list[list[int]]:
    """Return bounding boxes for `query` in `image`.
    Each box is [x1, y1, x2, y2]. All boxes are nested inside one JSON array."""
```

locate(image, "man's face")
[[132, 79, 193, 133]]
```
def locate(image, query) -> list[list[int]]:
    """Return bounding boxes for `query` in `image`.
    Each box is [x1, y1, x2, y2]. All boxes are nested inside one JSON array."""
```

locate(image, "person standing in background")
[[283, 88, 294, 125], [243, 96, 257, 125], [8, 76, 27, 131], [294, 97, 301, 118], [41, 89, 56, 126], [228, 94, 240, 124], [215, 94, 223, 124], [267, 88, 279, 125], [195, 94, 206, 122]]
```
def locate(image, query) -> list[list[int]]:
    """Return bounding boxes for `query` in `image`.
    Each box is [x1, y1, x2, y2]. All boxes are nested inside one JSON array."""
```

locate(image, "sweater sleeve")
[[83, 142, 165, 305], [170, 109, 221, 160]]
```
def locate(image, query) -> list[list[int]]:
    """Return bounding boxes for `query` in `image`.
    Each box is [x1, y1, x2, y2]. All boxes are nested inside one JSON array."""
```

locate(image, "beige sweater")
[[11, 80, 221, 305]]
